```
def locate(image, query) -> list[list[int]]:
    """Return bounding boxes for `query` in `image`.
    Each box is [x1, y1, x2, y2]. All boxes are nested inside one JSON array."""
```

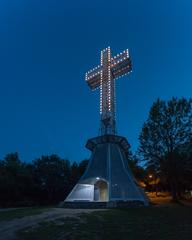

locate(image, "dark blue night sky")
[[0, 0, 191, 162]]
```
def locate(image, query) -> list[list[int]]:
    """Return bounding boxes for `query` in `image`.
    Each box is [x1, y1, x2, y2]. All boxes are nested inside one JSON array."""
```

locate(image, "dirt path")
[[0, 208, 104, 240], [0, 208, 25, 212]]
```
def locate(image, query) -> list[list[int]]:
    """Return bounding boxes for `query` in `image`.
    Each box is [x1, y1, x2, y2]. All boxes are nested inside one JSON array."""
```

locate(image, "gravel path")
[[0, 208, 104, 240]]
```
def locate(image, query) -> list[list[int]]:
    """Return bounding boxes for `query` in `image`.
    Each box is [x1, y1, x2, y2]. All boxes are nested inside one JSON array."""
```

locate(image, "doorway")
[[94, 180, 108, 201]]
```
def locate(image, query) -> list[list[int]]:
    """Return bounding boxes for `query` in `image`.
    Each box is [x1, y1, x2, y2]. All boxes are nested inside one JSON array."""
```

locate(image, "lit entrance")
[[94, 180, 108, 201]]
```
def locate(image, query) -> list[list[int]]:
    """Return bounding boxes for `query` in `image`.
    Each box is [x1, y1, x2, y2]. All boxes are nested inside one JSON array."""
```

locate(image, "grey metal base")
[[63, 134, 149, 206]]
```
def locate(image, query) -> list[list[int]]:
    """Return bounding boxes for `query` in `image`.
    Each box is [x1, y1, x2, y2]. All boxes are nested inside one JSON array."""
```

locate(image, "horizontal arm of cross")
[[85, 65, 102, 90], [111, 50, 132, 80]]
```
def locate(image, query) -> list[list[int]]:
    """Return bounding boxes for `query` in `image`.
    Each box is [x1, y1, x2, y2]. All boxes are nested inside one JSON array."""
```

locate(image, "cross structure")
[[85, 47, 132, 135], [63, 47, 149, 206]]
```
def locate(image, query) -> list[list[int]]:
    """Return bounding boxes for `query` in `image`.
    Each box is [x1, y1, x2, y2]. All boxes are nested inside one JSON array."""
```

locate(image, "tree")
[[0, 153, 90, 207], [32, 155, 71, 204], [0, 153, 34, 207], [139, 97, 192, 201]]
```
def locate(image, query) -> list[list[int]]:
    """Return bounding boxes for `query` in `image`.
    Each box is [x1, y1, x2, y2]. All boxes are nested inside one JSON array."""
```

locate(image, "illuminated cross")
[[85, 47, 132, 135]]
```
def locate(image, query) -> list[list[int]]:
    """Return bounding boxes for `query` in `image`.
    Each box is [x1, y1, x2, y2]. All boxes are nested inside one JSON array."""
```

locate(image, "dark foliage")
[[0, 153, 88, 207], [139, 97, 192, 201], [0, 147, 143, 207]]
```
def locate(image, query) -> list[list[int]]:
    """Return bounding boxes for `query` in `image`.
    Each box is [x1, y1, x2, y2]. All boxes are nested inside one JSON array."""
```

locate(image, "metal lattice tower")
[[85, 47, 132, 135]]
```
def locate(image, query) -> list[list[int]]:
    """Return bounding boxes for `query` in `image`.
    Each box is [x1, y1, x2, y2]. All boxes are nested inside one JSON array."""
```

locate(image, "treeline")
[[0, 97, 192, 206], [0, 153, 88, 207], [0, 152, 144, 207]]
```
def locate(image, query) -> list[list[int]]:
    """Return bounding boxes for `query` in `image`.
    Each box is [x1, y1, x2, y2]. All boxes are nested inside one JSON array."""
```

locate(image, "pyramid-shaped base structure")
[[63, 135, 149, 207]]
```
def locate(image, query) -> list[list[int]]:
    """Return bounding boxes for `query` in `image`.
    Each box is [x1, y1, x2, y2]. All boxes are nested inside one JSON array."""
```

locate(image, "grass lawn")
[[0, 207, 51, 222], [17, 204, 192, 240]]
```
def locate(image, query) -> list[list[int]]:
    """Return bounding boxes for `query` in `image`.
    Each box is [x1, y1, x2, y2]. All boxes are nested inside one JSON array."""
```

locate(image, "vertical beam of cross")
[[85, 47, 132, 136], [100, 47, 116, 135]]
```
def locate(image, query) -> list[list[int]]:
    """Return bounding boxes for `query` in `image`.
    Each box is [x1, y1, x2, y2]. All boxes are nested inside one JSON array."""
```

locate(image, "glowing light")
[[85, 47, 132, 133]]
